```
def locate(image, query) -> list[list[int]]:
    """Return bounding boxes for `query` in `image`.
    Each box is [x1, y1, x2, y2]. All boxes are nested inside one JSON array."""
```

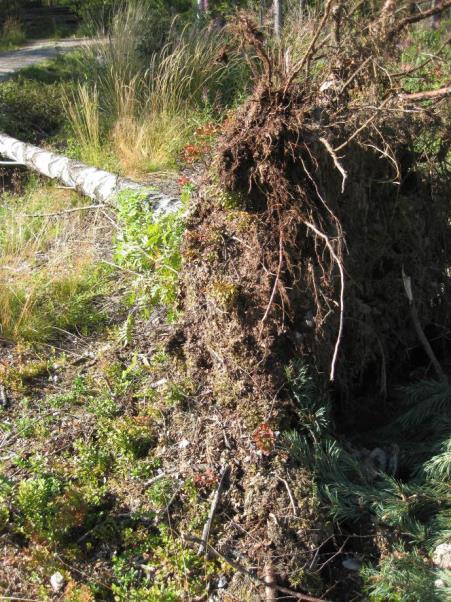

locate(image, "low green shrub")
[[115, 189, 187, 320]]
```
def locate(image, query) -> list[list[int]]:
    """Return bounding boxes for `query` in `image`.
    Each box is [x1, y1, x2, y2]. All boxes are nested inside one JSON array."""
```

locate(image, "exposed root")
[[303, 220, 345, 382]]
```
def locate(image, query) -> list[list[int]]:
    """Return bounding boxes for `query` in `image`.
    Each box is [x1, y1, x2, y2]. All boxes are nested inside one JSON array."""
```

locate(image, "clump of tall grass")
[[0, 182, 108, 342], [65, 1, 248, 175], [64, 83, 104, 166]]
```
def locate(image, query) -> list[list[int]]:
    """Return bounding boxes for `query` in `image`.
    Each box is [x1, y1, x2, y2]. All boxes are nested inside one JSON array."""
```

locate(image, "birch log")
[[0, 133, 180, 216]]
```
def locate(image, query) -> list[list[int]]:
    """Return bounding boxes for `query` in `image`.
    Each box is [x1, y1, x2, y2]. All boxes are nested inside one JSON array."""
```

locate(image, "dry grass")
[[64, 83, 103, 167], [65, 3, 247, 175], [0, 182, 110, 342]]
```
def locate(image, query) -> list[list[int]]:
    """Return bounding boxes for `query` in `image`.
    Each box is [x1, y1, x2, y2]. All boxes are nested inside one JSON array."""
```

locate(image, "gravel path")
[[0, 38, 92, 81]]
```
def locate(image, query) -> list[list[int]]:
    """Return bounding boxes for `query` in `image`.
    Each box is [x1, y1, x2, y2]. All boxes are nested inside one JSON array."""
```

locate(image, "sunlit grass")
[[64, 2, 247, 176], [0, 181, 109, 342]]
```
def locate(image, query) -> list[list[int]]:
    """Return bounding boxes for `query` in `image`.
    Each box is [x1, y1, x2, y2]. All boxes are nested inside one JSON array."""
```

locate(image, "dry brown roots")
[[164, 7, 449, 598]]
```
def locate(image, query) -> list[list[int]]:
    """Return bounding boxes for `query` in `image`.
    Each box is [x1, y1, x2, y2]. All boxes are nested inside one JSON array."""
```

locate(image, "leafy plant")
[[16, 475, 62, 541], [115, 189, 186, 320]]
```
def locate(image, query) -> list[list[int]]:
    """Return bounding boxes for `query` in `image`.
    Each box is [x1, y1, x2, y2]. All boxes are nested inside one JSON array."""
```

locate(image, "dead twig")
[[333, 97, 390, 152], [260, 233, 284, 328], [143, 472, 167, 488], [390, 36, 451, 77], [399, 86, 451, 102], [393, 1, 451, 34], [198, 465, 229, 555], [338, 56, 372, 94], [285, 0, 335, 92], [264, 560, 277, 602], [0, 385, 8, 409], [313, 536, 350, 574], [21, 204, 106, 218], [278, 476, 297, 517]]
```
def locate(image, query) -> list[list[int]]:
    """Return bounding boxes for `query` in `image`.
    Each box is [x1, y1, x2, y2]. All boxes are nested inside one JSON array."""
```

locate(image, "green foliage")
[[0, 265, 109, 343], [400, 25, 451, 95], [16, 475, 62, 540], [424, 438, 451, 481], [111, 525, 217, 600], [361, 550, 446, 602], [0, 77, 67, 142], [284, 371, 451, 601], [99, 417, 154, 461], [285, 362, 329, 443], [115, 189, 186, 320]]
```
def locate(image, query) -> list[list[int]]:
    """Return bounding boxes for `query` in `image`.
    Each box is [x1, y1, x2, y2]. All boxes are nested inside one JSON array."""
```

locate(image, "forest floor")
[[0, 6, 450, 600]]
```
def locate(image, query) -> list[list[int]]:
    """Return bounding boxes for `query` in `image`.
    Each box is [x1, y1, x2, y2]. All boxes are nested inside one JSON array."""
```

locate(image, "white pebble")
[[50, 571, 65, 592]]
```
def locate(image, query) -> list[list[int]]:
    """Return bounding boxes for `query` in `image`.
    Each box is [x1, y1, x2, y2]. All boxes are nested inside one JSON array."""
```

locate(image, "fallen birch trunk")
[[0, 133, 180, 216]]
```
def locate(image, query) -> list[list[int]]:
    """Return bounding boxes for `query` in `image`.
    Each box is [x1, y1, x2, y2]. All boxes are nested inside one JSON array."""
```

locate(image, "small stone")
[[434, 579, 447, 589], [50, 571, 65, 592], [178, 439, 190, 449], [432, 543, 451, 569], [342, 557, 361, 571], [217, 575, 228, 589]]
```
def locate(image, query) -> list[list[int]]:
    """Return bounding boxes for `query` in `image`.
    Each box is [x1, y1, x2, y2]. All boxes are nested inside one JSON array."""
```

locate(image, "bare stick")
[[304, 221, 345, 382], [402, 268, 447, 383], [399, 86, 451, 102], [21, 204, 105, 218], [390, 36, 451, 77], [143, 473, 167, 488], [278, 476, 297, 517], [264, 560, 277, 602], [338, 56, 372, 94], [314, 536, 350, 574], [0, 385, 8, 408], [197, 465, 229, 555], [260, 234, 283, 327]]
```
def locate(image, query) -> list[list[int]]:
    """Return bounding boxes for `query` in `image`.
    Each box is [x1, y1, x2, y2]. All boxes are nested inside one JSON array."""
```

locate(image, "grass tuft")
[[0, 181, 109, 343]]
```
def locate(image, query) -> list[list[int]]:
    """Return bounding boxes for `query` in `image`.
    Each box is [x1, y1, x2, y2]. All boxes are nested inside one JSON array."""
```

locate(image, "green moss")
[[208, 279, 239, 309]]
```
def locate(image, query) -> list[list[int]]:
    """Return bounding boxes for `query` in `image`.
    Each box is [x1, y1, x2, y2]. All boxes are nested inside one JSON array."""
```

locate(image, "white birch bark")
[[0, 133, 180, 217], [274, 0, 283, 38]]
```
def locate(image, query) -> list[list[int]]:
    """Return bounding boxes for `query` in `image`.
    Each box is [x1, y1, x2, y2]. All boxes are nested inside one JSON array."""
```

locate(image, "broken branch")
[[399, 86, 451, 102], [402, 268, 447, 383], [394, 1, 451, 34], [197, 465, 229, 555]]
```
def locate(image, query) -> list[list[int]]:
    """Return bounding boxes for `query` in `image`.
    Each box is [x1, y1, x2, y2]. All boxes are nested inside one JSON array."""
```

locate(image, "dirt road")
[[0, 38, 92, 81]]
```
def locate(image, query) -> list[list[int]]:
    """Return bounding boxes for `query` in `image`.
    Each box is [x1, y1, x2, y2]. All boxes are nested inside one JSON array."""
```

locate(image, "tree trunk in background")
[[274, 0, 282, 38], [259, 0, 265, 26], [0, 132, 180, 214], [432, 0, 443, 29]]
